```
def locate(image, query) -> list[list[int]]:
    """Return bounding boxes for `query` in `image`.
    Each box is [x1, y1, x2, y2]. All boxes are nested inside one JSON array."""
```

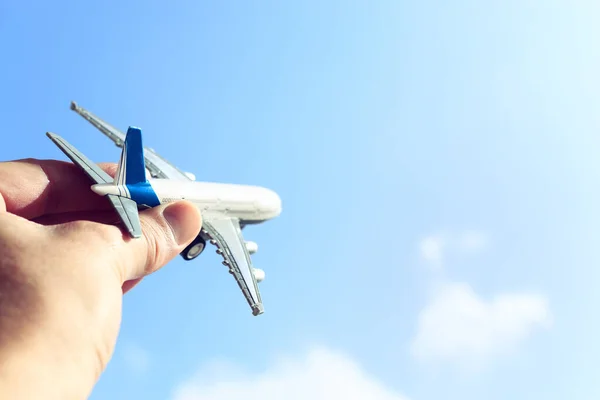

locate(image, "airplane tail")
[[115, 127, 148, 185], [46, 131, 144, 238]]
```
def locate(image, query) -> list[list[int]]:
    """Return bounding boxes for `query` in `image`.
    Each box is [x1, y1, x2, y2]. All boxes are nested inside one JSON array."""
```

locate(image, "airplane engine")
[[184, 172, 196, 180], [245, 241, 258, 254], [252, 268, 265, 282]]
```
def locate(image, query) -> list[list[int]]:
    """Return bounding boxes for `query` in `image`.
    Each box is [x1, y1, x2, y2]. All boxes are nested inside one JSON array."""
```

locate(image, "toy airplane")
[[45, 102, 282, 316]]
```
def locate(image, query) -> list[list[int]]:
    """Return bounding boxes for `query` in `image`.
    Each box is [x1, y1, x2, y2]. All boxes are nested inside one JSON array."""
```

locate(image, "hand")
[[0, 159, 202, 399]]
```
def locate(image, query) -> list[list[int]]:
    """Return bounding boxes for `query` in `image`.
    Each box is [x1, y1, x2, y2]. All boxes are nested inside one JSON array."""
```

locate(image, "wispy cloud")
[[410, 282, 552, 370], [418, 230, 489, 270], [121, 342, 151, 375], [413, 229, 551, 371], [456, 231, 489, 254], [418, 234, 445, 268], [171, 347, 409, 400]]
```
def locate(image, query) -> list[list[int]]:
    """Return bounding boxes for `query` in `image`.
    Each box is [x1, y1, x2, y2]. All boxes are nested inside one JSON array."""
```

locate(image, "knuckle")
[[0, 221, 35, 262], [54, 220, 123, 245], [97, 163, 118, 179]]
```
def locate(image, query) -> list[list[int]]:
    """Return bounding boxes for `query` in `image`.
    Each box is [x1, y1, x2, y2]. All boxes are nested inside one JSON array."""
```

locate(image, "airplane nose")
[[260, 188, 282, 218]]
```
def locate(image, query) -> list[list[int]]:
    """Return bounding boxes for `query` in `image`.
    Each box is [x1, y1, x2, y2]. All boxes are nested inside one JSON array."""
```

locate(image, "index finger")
[[0, 158, 118, 219]]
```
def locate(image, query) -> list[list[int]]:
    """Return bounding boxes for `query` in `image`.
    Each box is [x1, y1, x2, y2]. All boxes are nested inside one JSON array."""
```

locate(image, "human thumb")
[[116, 200, 202, 282]]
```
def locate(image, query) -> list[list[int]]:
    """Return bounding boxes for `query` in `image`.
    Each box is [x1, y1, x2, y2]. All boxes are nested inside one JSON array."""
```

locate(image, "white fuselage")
[[93, 179, 282, 223], [151, 179, 282, 222]]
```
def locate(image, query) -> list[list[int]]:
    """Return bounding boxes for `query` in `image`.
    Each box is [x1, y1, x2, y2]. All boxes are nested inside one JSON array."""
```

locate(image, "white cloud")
[[457, 231, 488, 254], [121, 342, 151, 375], [419, 234, 445, 266], [410, 282, 552, 369], [171, 347, 409, 400], [418, 230, 488, 269]]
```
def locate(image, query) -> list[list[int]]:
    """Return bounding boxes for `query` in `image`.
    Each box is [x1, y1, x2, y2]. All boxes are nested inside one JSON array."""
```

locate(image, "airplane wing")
[[70, 101, 192, 181], [202, 216, 264, 316], [45, 132, 143, 238]]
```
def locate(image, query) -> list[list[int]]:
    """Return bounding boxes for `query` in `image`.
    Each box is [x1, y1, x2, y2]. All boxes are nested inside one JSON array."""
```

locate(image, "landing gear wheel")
[[181, 236, 206, 260]]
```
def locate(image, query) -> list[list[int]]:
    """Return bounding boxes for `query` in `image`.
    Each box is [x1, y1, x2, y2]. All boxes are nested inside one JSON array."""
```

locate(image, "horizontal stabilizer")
[[106, 195, 142, 238], [46, 132, 143, 238], [46, 132, 113, 184]]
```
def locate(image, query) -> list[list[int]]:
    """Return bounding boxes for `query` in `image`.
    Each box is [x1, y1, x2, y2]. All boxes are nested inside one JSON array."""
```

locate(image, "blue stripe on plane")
[[122, 126, 161, 207], [123, 126, 148, 185], [128, 182, 161, 207]]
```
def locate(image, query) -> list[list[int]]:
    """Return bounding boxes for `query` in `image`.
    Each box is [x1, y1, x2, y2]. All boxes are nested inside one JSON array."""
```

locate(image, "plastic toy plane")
[[45, 102, 282, 316]]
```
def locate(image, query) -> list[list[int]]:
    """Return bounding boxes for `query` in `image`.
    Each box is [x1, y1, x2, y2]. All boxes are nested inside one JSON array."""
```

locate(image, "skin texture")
[[0, 159, 202, 399]]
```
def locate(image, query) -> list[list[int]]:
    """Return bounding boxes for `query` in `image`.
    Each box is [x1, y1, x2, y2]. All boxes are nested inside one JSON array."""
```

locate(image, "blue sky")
[[1, 1, 599, 399]]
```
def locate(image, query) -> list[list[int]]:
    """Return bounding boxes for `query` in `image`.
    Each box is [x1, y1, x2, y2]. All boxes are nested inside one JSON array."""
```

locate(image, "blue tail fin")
[[115, 127, 147, 185]]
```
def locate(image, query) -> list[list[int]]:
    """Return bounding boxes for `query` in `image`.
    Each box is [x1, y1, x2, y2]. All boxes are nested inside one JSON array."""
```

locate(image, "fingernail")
[[162, 202, 198, 246]]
